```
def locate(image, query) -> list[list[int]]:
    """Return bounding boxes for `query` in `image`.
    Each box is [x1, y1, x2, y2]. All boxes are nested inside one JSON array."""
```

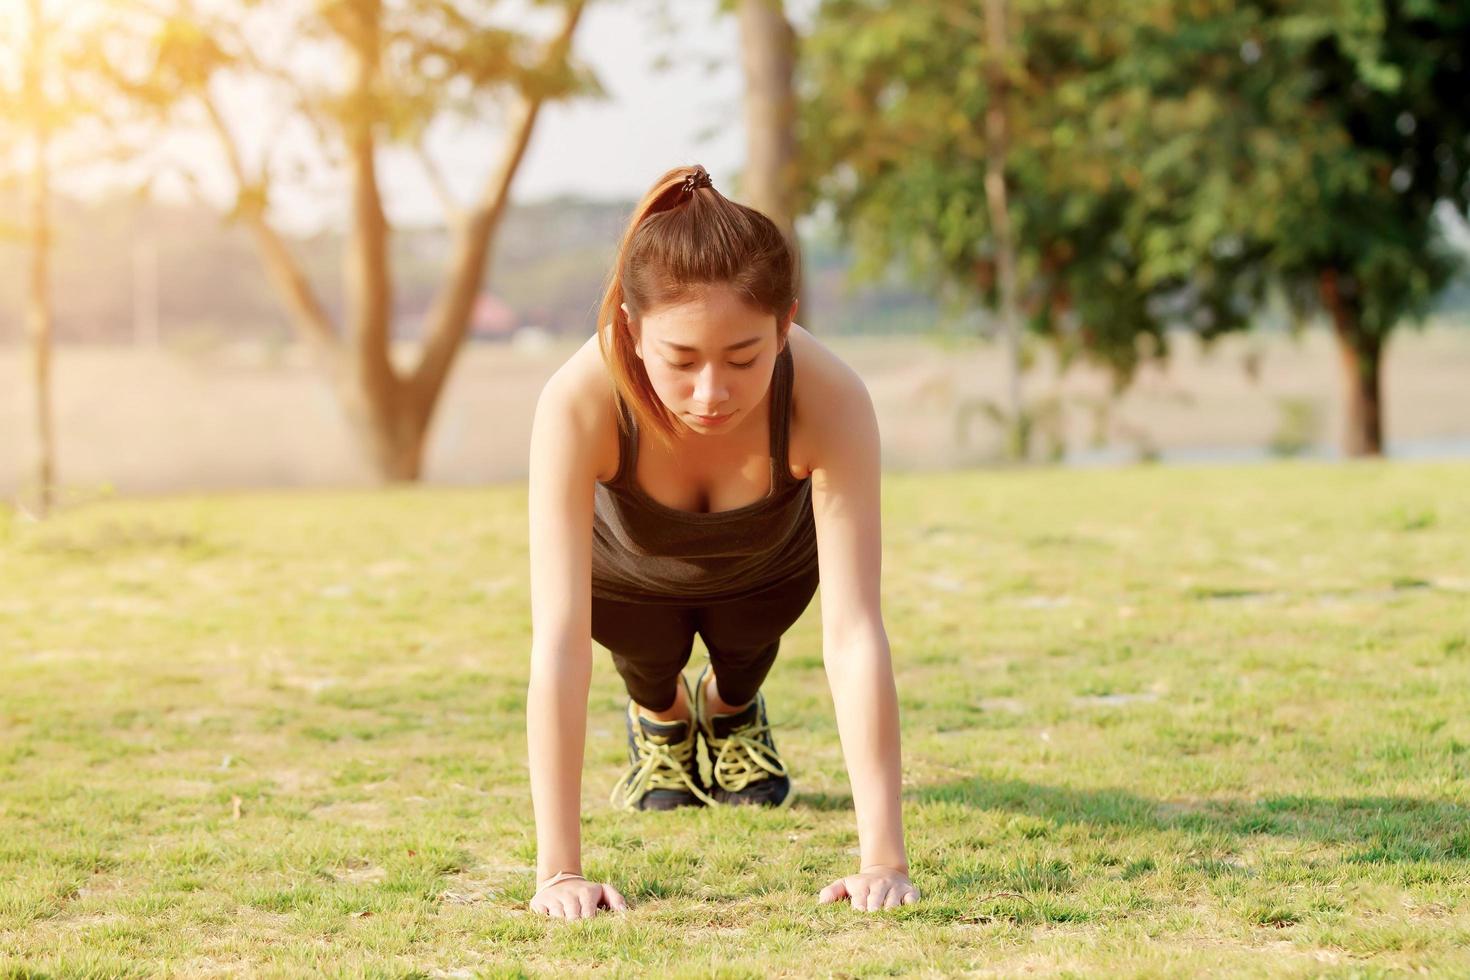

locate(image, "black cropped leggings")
[[590, 566, 820, 712]]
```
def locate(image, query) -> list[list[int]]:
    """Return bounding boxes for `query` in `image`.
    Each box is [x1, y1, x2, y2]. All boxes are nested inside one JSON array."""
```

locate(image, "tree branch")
[[200, 87, 342, 372], [408, 0, 586, 419], [342, 3, 398, 418]]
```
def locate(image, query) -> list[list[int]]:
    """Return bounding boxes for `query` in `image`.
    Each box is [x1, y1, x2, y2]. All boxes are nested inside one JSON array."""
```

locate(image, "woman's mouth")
[[691, 411, 734, 427]]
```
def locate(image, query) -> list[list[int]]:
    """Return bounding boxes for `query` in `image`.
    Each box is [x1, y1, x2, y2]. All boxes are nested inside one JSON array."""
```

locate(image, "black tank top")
[[591, 344, 818, 605]]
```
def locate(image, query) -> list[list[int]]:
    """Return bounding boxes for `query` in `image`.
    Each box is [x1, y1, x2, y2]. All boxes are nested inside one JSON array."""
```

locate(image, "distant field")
[[1, 323, 1468, 497], [1, 461, 1468, 975]]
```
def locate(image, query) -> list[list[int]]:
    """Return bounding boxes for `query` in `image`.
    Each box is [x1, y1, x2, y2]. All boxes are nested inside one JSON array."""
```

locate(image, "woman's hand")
[[818, 865, 920, 910], [529, 876, 628, 920]]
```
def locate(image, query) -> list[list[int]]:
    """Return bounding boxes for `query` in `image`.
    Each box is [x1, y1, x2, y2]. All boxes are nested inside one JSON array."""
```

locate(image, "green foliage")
[[801, 1, 1183, 377], [149, 15, 233, 93], [801, 0, 1470, 380], [1117, 1, 1470, 343]]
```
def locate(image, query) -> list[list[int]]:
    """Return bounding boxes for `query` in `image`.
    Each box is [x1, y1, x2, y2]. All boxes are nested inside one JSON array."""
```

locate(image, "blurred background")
[[2, 0, 1468, 507]]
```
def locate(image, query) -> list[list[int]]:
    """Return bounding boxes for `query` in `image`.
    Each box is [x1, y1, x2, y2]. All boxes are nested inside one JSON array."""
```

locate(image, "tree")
[[23, 0, 57, 514], [799, 1, 1194, 459], [1078, 1, 1470, 456], [104, 0, 593, 481], [1169, 1, 1470, 456], [802, 0, 1470, 458], [1, 0, 97, 515], [979, 0, 1023, 457], [735, 0, 799, 245]]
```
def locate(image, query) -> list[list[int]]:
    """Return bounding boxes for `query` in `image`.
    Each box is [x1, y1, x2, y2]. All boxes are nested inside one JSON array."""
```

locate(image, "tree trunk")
[[355, 410, 427, 482], [341, 0, 407, 481], [736, 0, 805, 319], [982, 0, 1024, 459], [199, 2, 585, 485], [27, 147, 53, 515], [1319, 268, 1384, 457], [25, 0, 55, 516]]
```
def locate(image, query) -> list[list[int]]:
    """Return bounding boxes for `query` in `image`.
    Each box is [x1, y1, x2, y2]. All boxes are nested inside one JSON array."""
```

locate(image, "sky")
[[490, 1, 750, 205], [185, 0, 809, 233], [15, 0, 813, 234], [412, 0, 816, 217]]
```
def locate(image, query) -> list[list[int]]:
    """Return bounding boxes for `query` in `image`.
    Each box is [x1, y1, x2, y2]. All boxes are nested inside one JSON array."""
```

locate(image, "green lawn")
[[2, 461, 1468, 977]]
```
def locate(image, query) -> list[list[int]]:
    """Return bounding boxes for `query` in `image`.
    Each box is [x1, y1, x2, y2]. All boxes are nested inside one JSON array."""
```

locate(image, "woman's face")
[[628, 284, 794, 438]]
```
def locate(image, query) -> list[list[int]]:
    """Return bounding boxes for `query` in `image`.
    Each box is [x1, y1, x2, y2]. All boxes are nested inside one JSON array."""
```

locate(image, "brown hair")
[[597, 164, 799, 448]]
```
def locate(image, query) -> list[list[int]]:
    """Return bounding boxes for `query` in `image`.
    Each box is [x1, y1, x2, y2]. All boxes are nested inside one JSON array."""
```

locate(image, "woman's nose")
[[692, 364, 728, 405]]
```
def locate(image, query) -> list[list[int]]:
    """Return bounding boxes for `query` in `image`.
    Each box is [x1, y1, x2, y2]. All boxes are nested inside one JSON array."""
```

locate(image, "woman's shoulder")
[[786, 324, 875, 478], [787, 324, 867, 398], [535, 331, 621, 484]]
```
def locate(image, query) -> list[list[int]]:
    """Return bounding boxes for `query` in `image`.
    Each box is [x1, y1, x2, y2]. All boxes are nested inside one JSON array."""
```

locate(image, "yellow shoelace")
[[609, 725, 720, 811], [706, 718, 788, 793]]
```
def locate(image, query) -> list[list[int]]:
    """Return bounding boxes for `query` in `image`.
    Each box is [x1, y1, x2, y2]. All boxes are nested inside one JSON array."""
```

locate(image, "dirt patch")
[[331, 859, 387, 885]]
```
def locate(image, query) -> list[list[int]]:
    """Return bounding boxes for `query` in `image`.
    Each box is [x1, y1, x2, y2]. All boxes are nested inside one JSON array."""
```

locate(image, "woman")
[[525, 165, 917, 920]]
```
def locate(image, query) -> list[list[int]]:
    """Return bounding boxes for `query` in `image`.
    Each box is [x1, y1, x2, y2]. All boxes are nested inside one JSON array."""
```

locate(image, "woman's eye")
[[668, 359, 757, 369]]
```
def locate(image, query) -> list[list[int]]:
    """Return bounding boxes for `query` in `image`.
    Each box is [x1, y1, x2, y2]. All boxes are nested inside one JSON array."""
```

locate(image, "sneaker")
[[609, 672, 719, 811], [693, 662, 793, 808]]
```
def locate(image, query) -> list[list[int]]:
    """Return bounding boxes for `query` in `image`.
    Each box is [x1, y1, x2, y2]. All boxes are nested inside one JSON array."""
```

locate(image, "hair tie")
[[681, 169, 714, 194]]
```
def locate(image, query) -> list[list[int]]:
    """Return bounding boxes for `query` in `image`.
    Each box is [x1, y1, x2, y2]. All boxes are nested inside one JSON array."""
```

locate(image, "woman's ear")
[[779, 299, 799, 351], [619, 303, 642, 359]]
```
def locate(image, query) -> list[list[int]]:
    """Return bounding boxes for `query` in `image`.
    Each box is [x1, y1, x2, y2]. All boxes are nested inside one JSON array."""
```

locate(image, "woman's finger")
[[578, 891, 599, 919], [602, 885, 629, 913], [865, 885, 886, 911], [819, 879, 848, 904], [902, 889, 920, 905], [883, 888, 904, 909]]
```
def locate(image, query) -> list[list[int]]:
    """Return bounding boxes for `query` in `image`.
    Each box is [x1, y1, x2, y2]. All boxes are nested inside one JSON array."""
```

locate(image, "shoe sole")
[[713, 784, 794, 809]]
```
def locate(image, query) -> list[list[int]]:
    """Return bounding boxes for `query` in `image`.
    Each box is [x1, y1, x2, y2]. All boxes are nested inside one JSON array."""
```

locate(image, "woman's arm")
[[807, 362, 918, 911], [526, 368, 599, 896]]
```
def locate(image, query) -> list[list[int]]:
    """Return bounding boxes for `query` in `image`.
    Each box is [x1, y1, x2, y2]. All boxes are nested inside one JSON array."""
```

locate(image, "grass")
[[2, 460, 1469, 977]]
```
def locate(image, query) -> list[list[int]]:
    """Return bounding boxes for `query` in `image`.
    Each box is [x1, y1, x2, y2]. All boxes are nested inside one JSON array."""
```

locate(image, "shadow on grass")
[[795, 778, 1470, 861]]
